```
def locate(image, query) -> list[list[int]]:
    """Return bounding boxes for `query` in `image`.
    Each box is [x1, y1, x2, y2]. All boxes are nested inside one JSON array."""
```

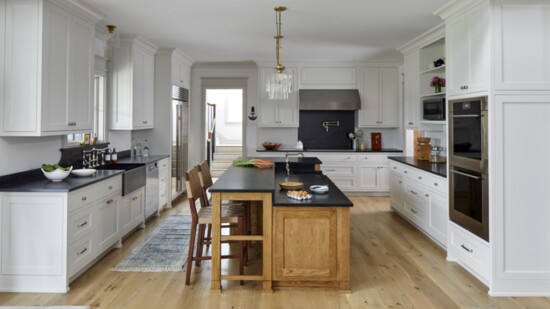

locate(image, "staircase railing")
[[207, 103, 216, 165]]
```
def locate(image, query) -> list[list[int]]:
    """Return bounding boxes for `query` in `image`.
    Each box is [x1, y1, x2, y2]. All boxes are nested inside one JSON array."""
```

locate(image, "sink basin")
[[97, 163, 146, 195]]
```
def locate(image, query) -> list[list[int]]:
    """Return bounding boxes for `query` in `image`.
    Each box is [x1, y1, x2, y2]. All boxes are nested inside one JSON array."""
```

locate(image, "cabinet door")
[[131, 189, 144, 227], [141, 51, 155, 128], [426, 191, 447, 245], [273, 208, 338, 281], [358, 68, 380, 126], [358, 163, 379, 191], [132, 48, 145, 128], [67, 16, 94, 131], [259, 67, 298, 127], [446, 15, 469, 96], [404, 52, 420, 128], [96, 195, 119, 252], [119, 195, 132, 235], [390, 173, 405, 212], [377, 165, 390, 191], [379, 68, 399, 127], [466, 5, 489, 94]]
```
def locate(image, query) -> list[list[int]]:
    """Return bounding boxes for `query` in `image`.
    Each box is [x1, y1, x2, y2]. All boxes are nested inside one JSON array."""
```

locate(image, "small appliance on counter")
[[371, 132, 381, 150], [429, 146, 446, 163]]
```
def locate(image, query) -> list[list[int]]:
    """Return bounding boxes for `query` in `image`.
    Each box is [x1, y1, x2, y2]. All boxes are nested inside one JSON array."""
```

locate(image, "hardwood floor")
[[1, 196, 549, 308]]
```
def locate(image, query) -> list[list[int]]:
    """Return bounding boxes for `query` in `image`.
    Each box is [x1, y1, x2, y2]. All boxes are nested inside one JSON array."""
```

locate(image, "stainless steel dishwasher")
[[145, 162, 159, 219]]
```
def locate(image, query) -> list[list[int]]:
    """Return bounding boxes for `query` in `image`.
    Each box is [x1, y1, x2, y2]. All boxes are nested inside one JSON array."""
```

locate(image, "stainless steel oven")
[[449, 96, 489, 241]]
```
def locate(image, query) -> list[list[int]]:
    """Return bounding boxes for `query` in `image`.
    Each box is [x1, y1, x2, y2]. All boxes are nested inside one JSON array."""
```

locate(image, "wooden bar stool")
[[184, 166, 246, 285], [197, 161, 251, 254]]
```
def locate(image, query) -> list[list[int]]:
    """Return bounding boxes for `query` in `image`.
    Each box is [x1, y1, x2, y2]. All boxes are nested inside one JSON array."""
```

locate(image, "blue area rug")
[[112, 215, 192, 272]]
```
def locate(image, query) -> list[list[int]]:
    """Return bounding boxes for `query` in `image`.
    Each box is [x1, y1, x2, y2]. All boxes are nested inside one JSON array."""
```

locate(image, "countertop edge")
[[388, 156, 447, 178]]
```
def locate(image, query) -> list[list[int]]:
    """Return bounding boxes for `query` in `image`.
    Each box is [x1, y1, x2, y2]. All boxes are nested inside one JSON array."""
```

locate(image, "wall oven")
[[449, 96, 489, 241]]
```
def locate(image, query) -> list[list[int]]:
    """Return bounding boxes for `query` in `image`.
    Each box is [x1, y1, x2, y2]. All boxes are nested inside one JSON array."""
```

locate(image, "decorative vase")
[[434, 85, 442, 93]]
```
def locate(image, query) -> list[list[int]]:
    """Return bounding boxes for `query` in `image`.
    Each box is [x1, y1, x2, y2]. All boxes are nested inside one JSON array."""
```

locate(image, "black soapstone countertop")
[[257, 148, 402, 153], [388, 156, 447, 178], [117, 154, 170, 165], [210, 157, 352, 207], [0, 169, 124, 192]]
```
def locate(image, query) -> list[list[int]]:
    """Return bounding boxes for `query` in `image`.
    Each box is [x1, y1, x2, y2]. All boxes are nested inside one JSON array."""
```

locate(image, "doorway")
[[204, 87, 244, 178]]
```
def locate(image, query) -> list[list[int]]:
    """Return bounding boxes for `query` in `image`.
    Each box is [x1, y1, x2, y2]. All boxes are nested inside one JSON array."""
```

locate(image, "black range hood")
[[299, 89, 361, 111]]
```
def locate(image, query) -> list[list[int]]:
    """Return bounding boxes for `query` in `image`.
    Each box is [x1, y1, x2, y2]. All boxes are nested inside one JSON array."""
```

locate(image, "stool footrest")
[[221, 235, 263, 241]]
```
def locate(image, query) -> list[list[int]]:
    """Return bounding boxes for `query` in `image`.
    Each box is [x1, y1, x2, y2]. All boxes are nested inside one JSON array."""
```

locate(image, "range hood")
[[299, 89, 361, 110]]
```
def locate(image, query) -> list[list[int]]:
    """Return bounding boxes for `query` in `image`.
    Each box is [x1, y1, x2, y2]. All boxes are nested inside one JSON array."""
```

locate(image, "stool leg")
[[195, 224, 206, 267], [205, 224, 212, 252], [185, 220, 197, 285], [239, 217, 245, 286]]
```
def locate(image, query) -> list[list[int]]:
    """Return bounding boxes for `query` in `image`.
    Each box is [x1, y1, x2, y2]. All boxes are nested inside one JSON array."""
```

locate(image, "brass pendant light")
[[266, 6, 293, 100]]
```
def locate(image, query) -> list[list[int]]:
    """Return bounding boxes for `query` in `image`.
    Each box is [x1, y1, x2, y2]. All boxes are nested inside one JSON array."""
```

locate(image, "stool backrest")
[[185, 166, 206, 221], [197, 161, 214, 204]]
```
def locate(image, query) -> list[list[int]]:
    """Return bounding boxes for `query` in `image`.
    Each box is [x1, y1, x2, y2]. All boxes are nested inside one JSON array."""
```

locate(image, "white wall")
[[189, 62, 259, 167], [0, 136, 63, 175]]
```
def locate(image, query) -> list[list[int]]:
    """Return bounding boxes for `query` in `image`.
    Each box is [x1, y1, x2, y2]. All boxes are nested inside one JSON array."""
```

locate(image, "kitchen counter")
[[388, 156, 447, 178], [117, 154, 170, 164], [273, 172, 352, 207], [257, 148, 402, 153], [0, 169, 124, 192]]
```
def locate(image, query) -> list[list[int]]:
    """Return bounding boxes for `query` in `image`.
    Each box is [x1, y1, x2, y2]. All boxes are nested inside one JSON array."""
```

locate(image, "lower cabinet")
[[389, 160, 448, 247], [0, 175, 140, 293], [447, 221, 490, 285], [273, 206, 350, 289], [158, 158, 170, 209]]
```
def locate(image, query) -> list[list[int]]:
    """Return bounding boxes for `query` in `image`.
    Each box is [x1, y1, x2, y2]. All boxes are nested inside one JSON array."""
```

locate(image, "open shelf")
[[421, 65, 446, 74], [421, 92, 446, 98]]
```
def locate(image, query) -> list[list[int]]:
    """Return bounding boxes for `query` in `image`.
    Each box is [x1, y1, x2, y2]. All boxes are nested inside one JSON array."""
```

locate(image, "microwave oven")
[[423, 97, 445, 120]]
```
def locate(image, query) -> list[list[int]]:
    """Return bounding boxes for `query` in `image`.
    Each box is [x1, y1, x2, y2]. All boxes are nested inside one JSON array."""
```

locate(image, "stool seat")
[[197, 205, 246, 225]]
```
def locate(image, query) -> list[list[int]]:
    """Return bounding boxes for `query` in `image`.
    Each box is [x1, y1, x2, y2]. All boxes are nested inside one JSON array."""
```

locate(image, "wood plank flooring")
[[1, 196, 549, 308]]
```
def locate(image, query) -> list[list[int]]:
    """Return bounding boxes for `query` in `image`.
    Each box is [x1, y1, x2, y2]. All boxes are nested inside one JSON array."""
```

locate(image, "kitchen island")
[[209, 158, 352, 291]]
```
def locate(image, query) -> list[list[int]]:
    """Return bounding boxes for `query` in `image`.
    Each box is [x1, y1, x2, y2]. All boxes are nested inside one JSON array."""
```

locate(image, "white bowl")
[[310, 185, 329, 194], [41, 166, 72, 182], [72, 168, 96, 177]]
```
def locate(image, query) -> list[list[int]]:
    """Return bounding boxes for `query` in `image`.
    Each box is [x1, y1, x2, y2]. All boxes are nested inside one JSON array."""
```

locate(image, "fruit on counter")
[[232, 159, 274, 168], [41, 164, 71, 172]]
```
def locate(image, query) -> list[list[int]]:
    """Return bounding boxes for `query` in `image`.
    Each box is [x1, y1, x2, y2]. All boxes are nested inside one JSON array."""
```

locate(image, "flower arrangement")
[[430, 76, 446, 93]]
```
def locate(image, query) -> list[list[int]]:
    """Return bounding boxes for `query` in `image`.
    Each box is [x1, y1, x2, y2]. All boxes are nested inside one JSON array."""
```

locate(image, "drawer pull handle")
[[106, 199, 114, 204], [109, 186, 113, 190], [398, 181, 402, 184], [418, 176, 422, 180], [77, 221, 88, 228], [325, 169, 336, 172], [408, 122, 413, 125], [77, 247, 88, 256], [410, 190, 417, 195], [68, 122, 77, 126], [81, 196, 87, 201], [143, 121, 148, 124], [425, 193, 429, 197], [434, 182, 438, 186], [132, 197, 138, 201], [404, 171, 408, 174], [461, 244, 473, 253], [410, 208, 418, 214], [393, 166, 397, 169]]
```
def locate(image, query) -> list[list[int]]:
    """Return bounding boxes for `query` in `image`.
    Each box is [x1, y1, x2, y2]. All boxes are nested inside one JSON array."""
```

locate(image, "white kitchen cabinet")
[[171, 50, 191, 88], [119, 187, 145, 237], [403, 52, 420, 129], [445, 1, 489, 97], [259, 67, 299, 127], [357, 154, 390, 192], [111, 35, 158, 130], [0, 0, 100, 136], [389, 160, 448, 248], [158, 158, 171, 209], [357, 67, 399, 127], [299, 66, 357, 89], [493, 0, 550, 90]]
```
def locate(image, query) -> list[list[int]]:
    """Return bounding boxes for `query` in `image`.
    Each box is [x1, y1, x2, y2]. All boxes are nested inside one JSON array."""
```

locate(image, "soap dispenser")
[[296, 140, 303, 150]]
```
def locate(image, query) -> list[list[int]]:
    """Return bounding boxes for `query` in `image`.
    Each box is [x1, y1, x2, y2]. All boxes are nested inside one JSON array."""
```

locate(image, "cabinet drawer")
[[158, 158, 169, 171], [321, 164, 356, 177], [68, 186, 94, 212], [68, 234, 94, 278], [95, 175, 122, 198], [448, 222, 490, 282], [403, 196, 427, 228], [314, 154, 356, 162], [68, 206, 94, 243], [357, 154, 389, 162], [422, 173, 447, 195]]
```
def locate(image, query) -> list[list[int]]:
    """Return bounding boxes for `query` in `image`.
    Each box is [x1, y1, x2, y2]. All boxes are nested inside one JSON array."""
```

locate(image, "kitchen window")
[[67, 74, 106, 144]]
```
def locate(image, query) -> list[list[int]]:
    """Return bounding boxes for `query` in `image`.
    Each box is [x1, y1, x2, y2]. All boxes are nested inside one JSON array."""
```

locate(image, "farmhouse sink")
[[97, 163, 146, 195]]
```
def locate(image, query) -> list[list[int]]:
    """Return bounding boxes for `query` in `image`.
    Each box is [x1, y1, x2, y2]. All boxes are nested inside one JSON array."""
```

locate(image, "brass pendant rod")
[[274, 6, 286, 73]]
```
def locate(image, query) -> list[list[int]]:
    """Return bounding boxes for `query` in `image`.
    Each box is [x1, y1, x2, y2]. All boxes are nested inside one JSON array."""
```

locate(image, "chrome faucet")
[[285, 152, 304, 175]]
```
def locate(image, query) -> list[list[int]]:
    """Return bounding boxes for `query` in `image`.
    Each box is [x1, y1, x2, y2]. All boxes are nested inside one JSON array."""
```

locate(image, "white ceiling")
[[82, 0, 452, 63]]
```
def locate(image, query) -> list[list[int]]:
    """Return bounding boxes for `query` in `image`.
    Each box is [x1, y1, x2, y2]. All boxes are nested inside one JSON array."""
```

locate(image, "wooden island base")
[[272, 206, 350, 291]]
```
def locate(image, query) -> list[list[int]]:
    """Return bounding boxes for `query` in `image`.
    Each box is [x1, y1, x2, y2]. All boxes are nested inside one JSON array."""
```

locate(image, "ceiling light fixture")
[[106, 25, 116, 41], [266, 6, 293, 100]]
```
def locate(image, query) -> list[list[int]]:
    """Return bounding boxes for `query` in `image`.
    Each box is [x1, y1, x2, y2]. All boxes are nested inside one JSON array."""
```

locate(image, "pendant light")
[[266, 6, 293, 100]]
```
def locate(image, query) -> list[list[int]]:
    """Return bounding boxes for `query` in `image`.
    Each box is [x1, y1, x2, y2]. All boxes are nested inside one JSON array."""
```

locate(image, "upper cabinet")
[[357, 67, 399, 127], [299, 66, 357, 89], [493, 0, 550, 90], [111, 36, 158, 130], [259, 67, 299, 127], [403, 52, 420, 129], [171, 50, 192, 88], [445, 1, 489, 97], [0, 0, 102, 136]]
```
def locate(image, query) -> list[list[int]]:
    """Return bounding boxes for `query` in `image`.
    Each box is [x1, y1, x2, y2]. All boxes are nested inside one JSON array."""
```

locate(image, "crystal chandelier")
[[266, 6, 293, 100]]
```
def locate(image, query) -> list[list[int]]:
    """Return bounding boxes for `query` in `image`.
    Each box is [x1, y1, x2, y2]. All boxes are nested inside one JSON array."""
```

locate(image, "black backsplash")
[[298, 111, 355, 149]]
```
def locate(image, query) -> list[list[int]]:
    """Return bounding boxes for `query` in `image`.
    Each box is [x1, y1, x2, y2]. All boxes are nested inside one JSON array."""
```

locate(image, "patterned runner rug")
[[112, 215, 192, 272]]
